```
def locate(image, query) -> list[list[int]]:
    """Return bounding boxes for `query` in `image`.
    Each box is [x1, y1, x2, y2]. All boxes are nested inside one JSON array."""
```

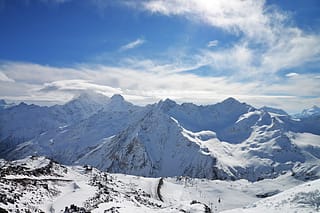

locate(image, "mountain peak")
[[110, 94, 125, 102], [104, 94, 136, 112], [162, 98, 176, 105], [158, 98, 177, 111], [221, 97, 241, 105]]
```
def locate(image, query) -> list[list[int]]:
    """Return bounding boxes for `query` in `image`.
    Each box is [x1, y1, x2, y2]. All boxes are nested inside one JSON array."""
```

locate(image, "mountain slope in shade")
[[0, 92, 319, 181]]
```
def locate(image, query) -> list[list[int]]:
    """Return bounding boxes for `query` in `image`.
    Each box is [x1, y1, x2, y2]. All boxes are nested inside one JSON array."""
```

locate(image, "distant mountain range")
[[0, 92, 319, 181]]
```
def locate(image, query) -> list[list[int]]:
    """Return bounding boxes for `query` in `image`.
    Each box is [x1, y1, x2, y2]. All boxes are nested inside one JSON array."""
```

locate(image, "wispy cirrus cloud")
[[119, 38, 145, 51], [0, 71, 15, 82], [139, 0, 275, 43], [207, 40, 219, 48], [286, 73, 299, 78], [130, 0, 320, 77], [40, 79, 122, 96]]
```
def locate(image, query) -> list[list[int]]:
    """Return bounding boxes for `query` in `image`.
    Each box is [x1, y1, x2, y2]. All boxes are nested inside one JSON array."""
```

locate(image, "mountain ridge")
[[0, 92, 319, 181]]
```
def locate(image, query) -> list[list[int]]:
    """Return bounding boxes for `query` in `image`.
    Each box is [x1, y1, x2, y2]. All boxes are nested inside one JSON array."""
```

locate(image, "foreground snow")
[[0, 156, 319, 213]]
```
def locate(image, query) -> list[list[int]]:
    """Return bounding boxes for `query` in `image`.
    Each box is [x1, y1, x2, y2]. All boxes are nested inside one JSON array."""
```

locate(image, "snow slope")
[[1, 156, 318, 213], [222, 178, 320, 213]]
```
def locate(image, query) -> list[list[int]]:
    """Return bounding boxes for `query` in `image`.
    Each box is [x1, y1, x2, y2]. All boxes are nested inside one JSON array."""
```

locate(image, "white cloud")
[[200, 43, 255, 77], [140, 0, 273, 42], [0, 71, 15, 82], [260, 32, 320, 73], [121, 56, 209, 74], [41, 79, 122, 96], [0, 61, 319, 112], [119, 38, 145, 51], [207, 40, 218, 48], [130, 0, 320, 77], [286, 72, 299, 78], [261, 74, 320, 97]]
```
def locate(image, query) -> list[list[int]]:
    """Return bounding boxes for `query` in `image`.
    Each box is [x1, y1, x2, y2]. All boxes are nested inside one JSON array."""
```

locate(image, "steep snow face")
[[78, 108, 224, 179]]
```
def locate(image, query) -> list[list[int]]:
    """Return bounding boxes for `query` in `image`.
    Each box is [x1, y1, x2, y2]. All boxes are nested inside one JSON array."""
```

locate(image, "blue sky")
[[0, 0, 319, 112]]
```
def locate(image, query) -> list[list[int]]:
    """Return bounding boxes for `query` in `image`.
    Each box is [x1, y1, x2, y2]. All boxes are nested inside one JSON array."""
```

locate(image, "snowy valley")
[[0, 92, 320, 212]]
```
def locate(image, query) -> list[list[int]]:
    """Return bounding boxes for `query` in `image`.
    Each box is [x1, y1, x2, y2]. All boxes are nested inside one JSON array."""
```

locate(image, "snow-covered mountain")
[[0, 92, 319, 181], [0, 156, 319, 213], [294, 105, 320, 118]]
